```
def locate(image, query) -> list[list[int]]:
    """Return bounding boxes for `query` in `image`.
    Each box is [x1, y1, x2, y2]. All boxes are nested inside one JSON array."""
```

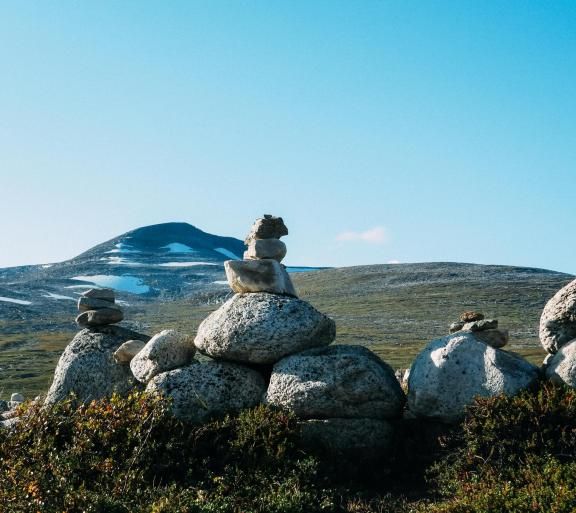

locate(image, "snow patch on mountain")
[[0, 296, 32, 305], [214, 247, 241, 260], [43, 293, 76, 301], [158, 262, 221, 267], [161, 243, 195, 253], [71, 275, 151, 294]]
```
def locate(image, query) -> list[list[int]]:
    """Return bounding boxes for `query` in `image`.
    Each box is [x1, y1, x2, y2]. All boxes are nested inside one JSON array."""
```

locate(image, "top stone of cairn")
[[244, 215, 288, 244]]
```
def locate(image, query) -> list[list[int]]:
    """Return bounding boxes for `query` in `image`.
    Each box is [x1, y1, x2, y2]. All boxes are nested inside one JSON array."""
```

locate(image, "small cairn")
[[448, 310, 508, 348], [225, 215, 295, 296], [75, 288, 124, 327]]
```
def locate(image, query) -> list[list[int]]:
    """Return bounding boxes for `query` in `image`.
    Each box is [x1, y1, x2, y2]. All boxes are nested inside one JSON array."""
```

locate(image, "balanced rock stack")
[[225, 215, 295, 296], [448, 311, 508, 348], [407, 310, 539, 423], [76, 288, 124, 327]]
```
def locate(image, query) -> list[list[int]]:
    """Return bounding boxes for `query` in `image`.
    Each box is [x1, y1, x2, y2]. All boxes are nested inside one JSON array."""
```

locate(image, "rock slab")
[[225, 259, 297, 296], [194, 293, 336, 364], [45, 326, 150, 405], [545, 338, 576, 387], [540, 279, 576, 354], [265, 345, 405, 419], [407, 332, 539, 423], [146, 361, 266, 423]]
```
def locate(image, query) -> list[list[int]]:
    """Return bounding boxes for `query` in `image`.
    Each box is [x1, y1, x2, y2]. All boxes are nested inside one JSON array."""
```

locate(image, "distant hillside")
[[291, 262, 574, 369]]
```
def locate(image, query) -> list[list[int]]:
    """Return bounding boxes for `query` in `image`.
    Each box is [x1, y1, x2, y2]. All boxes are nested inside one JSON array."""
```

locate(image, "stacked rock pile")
[[407, 310, 539, 423], [540, 279, 576, 387], [76, 288, 124, 327], [448, 311, 508, 348]]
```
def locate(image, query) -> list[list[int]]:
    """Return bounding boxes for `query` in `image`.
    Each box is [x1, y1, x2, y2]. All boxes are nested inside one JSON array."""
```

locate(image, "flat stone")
[[244, 239, 287, 262], [244, 215, 288, 244], [449, 321, 465, 334], [130, 330, 195, 384], [545, 339, 576, 387], [146, 361, 266, 423], [225, 259, 297, 296], [407, 332, 539, 423], [114, 340, 146, 364], [540, 279, 576, 354], [265, 345, 405, 419], [78, 296, 122, 312], [460, 311, 485, 322], [10, 393, 24, 403], [461, 319, 498, 332], [474, 329, 509, 348], [44, 326, 150, 405], [194, 293, 336, 364], [76, 308, 124, 327], [299, 418, 395, 454], [81, 288, 115, 302]]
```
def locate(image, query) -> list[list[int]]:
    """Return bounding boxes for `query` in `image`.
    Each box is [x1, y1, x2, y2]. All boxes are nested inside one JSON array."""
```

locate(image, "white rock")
[[407, 332, 539, 423], [225, 259, 297, 296], [540, 279, 576, 354], [10, 393, 24, 403], [265, 345, 405, 419], [130, 330, 195, 384], [545, 339, 576, 387], [244, 239, 287, 262], [44, 326, 149, 405], [146, 361, 266, 423], [114, 340, 146, 364], [194, 293, 336, 364]]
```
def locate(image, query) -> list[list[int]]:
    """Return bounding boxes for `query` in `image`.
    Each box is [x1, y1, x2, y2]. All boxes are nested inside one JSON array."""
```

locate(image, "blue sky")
[[1, 1, 575, 273]]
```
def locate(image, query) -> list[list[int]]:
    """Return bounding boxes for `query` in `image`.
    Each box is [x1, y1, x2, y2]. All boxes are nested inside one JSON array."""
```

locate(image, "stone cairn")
[[76, 288, 124, 327], [448, 310, 508, 348]]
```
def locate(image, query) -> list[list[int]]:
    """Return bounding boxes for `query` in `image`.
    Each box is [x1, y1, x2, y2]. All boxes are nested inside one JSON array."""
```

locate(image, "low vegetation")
[[2, 381, 576, 512]]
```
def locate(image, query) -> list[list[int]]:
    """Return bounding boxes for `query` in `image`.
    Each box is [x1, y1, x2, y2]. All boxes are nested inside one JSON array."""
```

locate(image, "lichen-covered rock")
[[407, 332, 539, 423], [44, 326, 150, 405], [473, 329, 509, 348], [540, 279, 576, 354], [146, 361, 266, 423], [130, 330, 195, 383], [244, 215, 288, 244], [78, 296, 120, 312], [299, 418, 394, 454], [545, 339, 576, 387], [76, 308, 124, 327], [265, 345, 405, 419], [194, 293, 336, 364], [460, 311, 485, 322], [461, 319, 498, 332]]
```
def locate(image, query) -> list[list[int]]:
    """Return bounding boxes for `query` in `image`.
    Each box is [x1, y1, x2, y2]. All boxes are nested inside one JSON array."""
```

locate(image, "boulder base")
[[194, 293, 336, 364], [540, 279, 576, 354], [545, 339, 576, 387]]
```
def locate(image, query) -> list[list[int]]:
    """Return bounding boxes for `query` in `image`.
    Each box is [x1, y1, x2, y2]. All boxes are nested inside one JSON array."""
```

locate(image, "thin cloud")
[[336, 226, 387, 244], [387, 259, 401, 264]]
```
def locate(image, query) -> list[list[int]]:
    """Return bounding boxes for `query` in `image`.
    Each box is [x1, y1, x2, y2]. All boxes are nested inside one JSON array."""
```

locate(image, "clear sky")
[[1, 1, 575, 273]]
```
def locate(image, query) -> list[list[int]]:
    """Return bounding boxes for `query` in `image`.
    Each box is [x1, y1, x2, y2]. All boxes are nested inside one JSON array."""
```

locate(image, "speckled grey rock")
[[114, 340, 146, 364], [461, 319, 498, 332], [244, 215, 288, 244], [146, 361, 266, 423], [224, 259, 297, 296], [78, 296, 121, 312], [76, 308, 124, 327], [44, 326, 150, 405], [407, 332, 539, 423], [130, 330, 195, 384], [265, 345, 405, 419], [194, 293, 336, 364], [0, 417, 20, 430], [299, 418, 395, 453], [244, 239, 287, 262], [540, 279, 576, 354], [474, 329, 509, 348], [545, 339, 576, 387], [82, 288, 115, 301]]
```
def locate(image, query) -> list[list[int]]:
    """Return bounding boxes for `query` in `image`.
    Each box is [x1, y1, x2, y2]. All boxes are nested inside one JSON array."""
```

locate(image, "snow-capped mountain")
[[0, 222, 250, 320]]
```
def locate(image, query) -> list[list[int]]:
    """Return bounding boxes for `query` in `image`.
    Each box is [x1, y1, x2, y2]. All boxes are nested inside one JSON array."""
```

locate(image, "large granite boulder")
[[545, 339, 576, 387], [407, 332, 539, 423], [130, 330, 195, 384], [299, 418, 395, 454], [540, 279, 576, 354], [146, 361, 266, 423], [45, 326, 150, 405], [194, 293, 336, 364], [265, 345, 405, 419]]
